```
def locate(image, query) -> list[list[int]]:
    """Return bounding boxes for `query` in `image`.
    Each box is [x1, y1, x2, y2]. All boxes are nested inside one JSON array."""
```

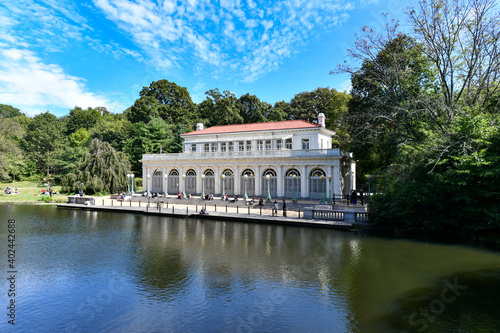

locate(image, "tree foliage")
[[62, 139, 131, 194]]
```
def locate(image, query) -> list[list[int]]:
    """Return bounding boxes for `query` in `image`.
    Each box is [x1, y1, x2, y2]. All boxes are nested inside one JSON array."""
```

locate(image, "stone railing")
[[302, 207, 370, 223], [67, 196, 95, 205], [142, 148, 349, 161]]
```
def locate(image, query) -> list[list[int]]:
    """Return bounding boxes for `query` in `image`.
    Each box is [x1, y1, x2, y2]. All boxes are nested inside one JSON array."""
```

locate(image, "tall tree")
[[135, 79, 197, 127], [23, 112, 66, 176], [62, 138, 131, 194], [198, 89, 243, 126], [236, 93, 269, 123], [65, 107, 102, 134]]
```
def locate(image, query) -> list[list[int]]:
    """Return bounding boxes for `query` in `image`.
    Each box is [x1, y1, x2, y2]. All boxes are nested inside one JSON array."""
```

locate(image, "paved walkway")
[[59, 195, 371, 230]]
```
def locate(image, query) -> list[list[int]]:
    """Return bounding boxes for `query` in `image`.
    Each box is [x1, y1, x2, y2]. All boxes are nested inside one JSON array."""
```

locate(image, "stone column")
[[255, 165, 262, 197], [277, 165, 284, 198], [234, 165, 241, 196]]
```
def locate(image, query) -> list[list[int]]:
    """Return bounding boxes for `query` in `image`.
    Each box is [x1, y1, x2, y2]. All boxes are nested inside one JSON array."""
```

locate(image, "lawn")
[[0, 181, 68, 203]]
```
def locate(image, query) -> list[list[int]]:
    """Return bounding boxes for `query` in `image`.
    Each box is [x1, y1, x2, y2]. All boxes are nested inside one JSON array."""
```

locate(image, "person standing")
[[359, 189, 364, 205], [273, 201, 278, 216], [282, 199, 287, 217]]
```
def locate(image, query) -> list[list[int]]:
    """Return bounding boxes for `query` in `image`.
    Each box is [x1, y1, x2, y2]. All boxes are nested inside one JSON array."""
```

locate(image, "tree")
[[126, 96, 160, 124], [0, 104, 23, 118], [198, 89, 243, 126], [135, 79, 197, 126], [23, 112, 66, 176], [62, 138, 131, 194], [236, 93, 269, 123], [0, 117, 26, 180], [289, 87, 343, 122], [65, 107, 101, 134]]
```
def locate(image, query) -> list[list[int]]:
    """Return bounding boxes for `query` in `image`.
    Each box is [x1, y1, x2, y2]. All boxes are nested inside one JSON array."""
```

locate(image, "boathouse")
[[140, 113, 356, 200]]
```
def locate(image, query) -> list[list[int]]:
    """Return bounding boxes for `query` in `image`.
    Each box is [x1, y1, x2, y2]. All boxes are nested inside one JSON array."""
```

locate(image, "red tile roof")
[[181, 120, 321, 136]]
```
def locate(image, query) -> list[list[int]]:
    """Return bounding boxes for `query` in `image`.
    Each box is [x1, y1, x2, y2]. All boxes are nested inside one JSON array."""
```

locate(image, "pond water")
[[1, 204, 500, 332]]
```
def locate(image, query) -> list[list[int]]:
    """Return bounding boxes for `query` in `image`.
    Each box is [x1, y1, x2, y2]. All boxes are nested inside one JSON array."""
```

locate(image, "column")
[[333, 164, 341, 197], [234, 165, 241, 196], [255, 165, 261, 197], [300, 165, 308, 198], [277, 165, 284, 198]]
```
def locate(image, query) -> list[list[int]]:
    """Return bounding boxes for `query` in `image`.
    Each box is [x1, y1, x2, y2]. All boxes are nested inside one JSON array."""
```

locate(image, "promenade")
[[59, 194, 371, 230]]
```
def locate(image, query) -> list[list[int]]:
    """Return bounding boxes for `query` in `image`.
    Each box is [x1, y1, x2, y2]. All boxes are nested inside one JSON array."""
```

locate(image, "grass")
[[0, 181, 68, 203]]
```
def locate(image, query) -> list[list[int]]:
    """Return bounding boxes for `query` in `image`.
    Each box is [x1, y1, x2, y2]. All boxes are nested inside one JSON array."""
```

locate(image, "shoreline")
[[57, 202, 373, 230]]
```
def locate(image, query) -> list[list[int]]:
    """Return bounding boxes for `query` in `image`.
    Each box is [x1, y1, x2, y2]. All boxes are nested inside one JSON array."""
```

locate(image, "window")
[[246, 141, 252, 151], [211, 143, 216, 152], [285, 139, 292, 149], [320, 139, 323, 149], [228, 142, 234, 152], [302, 139, 309, 150], [265, 140, 271, 150], [191, 144, 197, 152], [238, 142, 244, 151], [257, 140, 263, 151], [221, 143, 227, 152], [276, 139, 282, 150], [204, 143, 210, 152]]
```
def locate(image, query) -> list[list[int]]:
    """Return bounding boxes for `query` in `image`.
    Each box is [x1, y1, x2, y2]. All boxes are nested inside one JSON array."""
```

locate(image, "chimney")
[[196, 123, 204, 131], [318, 113, 326, 128]]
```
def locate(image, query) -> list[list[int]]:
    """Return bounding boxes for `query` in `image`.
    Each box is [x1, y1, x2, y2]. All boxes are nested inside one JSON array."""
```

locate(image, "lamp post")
[[147, 174, 151, 196], [182, 174, 186, 198], [320, 175, 325, 204], [328, 175, 332, 204], [266, 174, 271, 201], [201, 174, 206, 199], [127, 174, 131, 195], [292, 174, 297, 204], [243, 174, 248, 200], [221, 174, 226, 200], [164, 175, 168, 196]]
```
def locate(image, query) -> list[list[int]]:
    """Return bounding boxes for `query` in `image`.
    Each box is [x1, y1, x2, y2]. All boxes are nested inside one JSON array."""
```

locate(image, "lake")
[[1, 204, 500, 332]]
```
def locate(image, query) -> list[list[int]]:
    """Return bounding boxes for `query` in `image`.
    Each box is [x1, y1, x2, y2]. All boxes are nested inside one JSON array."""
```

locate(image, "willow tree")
[[62, 138, 131, 194]]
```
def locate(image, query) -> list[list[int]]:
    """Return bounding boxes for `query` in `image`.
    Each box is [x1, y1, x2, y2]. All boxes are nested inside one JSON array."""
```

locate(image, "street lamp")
[[201, 174, 206, 199], [147, 174, 151, 196], [266, 174, 271, 201], [320, 175, 325, 204], [243, 174, 248, 200], [328, 175, 332, 204], [164, 175, 168, 196], [221, 174, 226, 200], [292, 174, 297, 204], [182, 174, 186, 198]]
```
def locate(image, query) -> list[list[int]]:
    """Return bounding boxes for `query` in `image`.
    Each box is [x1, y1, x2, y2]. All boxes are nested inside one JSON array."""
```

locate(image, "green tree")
[[236, 93, 269, 123], [134, 79, 197, 127], [62, 138, 131, 194], [23, 112, 66, 176], [65, 107, 102, 134], [198, 89, 243, 126], [0, 104, 23, 118], [0, 117, 26, 180], [289, 87, 343, 122]]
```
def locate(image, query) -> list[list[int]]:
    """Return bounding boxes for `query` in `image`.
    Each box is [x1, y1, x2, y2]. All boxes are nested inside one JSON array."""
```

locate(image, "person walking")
[[273, 201, 278, 216], [282, 199, 287, 217]]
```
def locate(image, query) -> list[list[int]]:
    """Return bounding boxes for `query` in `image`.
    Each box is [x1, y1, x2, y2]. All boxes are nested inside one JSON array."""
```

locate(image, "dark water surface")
[[1, 204, 500, 332]]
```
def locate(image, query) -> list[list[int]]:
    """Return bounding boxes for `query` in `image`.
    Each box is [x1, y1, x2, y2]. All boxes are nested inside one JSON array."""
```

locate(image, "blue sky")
[[0, 0, 411, 117]]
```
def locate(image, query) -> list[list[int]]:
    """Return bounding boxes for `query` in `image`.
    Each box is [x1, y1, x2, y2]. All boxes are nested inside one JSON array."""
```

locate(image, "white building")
[[140, 113, 355, 200]]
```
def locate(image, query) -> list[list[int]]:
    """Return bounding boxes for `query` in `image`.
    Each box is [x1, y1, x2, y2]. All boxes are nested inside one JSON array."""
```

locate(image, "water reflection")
[[1, 205, 500, 333]]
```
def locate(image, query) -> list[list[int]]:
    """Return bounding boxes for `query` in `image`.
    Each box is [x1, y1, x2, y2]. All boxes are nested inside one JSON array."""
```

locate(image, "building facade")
[[140, 114, 356, 200]]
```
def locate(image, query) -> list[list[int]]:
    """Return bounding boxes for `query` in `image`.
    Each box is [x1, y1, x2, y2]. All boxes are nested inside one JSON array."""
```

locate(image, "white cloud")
[[93, 0, 356, 82], [0, 49, 109, 115]]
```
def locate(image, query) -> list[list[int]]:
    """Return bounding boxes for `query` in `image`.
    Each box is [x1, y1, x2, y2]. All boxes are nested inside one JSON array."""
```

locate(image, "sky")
[[0, 0, 411, 117]]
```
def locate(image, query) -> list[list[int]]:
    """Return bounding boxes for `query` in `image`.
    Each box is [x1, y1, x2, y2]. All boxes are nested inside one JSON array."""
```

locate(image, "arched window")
[[185, 169, 196, 194], [221, 169, 234, 196], [168, 169, 179, 194], [203, 169, 215, 194], [241, 169, 255, 197], [284, 168, 301, 199], [152, 169, 163, 193], [309, 168, 326, 200], [261, 169, 277, 198]]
